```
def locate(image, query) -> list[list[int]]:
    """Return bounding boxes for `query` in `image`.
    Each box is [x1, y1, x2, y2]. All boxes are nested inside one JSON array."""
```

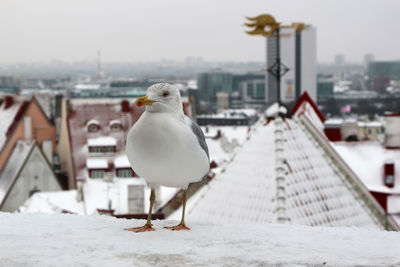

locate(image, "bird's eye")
[[162, 91, 169, 97]]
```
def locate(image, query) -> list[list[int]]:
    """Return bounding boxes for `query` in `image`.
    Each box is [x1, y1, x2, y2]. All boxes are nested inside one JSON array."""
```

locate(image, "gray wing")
[[190, 120, 209, 160]]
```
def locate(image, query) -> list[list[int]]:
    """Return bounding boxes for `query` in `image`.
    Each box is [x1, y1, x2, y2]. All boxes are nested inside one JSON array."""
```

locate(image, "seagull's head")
[[135, 83, 183, 114]]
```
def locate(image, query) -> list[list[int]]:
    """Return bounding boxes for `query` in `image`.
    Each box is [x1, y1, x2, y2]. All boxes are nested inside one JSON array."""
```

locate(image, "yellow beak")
[[135, 96, 156, 107]]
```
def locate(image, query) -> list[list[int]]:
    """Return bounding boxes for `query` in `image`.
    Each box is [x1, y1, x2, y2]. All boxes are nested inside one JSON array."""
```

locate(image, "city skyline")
[[1, 0, 399, 64]]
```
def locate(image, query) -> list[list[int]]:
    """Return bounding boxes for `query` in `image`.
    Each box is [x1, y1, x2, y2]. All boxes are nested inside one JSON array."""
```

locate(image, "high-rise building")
[[197, 71, 232, 112], [266, 25, 317, 104], [334, 54, 345, 65], [364, 54, 375, 66]]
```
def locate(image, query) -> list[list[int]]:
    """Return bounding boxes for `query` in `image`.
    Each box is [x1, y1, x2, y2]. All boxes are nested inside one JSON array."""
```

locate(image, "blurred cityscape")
[[1, 12, 400, 235]]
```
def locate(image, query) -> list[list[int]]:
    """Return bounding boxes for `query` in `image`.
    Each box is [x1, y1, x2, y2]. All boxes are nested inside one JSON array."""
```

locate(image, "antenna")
[[97, 50, 101, 79]]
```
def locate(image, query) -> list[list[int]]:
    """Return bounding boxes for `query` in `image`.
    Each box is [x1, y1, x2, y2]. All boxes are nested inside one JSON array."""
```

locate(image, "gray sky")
[[1, 0, 399, 64]]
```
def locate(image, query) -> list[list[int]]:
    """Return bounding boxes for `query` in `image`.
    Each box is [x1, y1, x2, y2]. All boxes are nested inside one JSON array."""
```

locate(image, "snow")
[[113, 155, 131, 168], [0, 213, 399, 266], [20, 179, 178, 216], [333, 141, 400, 194], [88, 136, 117, 147], [388, 195, 400, 214], [86, 119, 100, 126], [86, 158, 108, 169], [0, 96, 25, 150], [265, 102, 287, 117], [18, 190, 84, 214], [109, 119, 121, 126]]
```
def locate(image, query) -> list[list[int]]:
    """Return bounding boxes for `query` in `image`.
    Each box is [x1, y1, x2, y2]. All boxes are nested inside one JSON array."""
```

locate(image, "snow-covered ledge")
[[0, 213, 399, 266]]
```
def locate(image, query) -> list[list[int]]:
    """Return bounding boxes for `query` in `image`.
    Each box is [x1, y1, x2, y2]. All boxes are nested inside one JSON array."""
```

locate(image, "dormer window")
[[384, 160, 395, 188], [88, 137, 117, 153], [109, 120, 122, 132], [87, 119, 101, 133], [86, 158, 109, 179]]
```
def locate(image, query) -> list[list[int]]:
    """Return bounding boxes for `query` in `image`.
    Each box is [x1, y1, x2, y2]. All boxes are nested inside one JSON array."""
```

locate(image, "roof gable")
[[178, 118, 386, 229], [292, 91, 325, 123], [0, 141, 60, 209], [0, 141, 34, 207]]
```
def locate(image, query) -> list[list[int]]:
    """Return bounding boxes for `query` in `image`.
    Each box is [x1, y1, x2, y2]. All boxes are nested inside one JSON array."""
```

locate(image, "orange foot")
[[164, 224, 190, 231], [125, 224, 155, 233]]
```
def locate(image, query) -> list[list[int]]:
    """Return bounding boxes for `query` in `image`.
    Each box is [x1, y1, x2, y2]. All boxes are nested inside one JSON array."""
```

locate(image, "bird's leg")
[[164, 189, 190, 231], [125, 189, 156, 233]]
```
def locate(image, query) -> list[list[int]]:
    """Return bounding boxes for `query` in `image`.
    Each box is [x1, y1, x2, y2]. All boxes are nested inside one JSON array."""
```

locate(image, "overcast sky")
[[1, 0, 399, 64]]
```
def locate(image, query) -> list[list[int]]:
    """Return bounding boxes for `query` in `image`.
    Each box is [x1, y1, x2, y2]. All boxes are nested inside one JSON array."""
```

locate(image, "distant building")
[[317, 74, 334, 99], [266, 25, 317, 104], [334, 54, 345, 65], [324, 119, 384, 142], [197, 72, 267, 112], [0, 96, 56, 174], [196, 109, 259, 126], [364, 54, 375, 66], [368, 61, 400, 82], [197, 71, 232, 112]]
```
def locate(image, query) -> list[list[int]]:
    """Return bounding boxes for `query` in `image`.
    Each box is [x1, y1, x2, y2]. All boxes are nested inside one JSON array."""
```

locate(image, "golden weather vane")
[[245, 14, 307, 36], [244, 14, 279, 36]]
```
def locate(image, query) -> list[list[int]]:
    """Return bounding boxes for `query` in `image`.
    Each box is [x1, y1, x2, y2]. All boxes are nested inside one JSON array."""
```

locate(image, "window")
[[89, 146, 116, 153], [385, 175, 394, 186], [118, 169, 132, 178], [247, 83, 254, 97], [111, 124, 121, 131], [91, 170, 105, 178], [105, 146, 115, 153], [88, 124, 100, 133], [255, 83, 265, 99]]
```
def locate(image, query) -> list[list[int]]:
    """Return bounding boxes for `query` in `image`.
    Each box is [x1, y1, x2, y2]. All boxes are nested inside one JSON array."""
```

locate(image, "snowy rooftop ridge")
[[0, 213, 399, 266], [170, 96, 397, 230]]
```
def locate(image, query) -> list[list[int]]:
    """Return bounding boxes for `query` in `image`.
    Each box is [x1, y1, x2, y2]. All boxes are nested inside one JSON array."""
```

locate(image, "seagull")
[[125, 83, 210, 232]]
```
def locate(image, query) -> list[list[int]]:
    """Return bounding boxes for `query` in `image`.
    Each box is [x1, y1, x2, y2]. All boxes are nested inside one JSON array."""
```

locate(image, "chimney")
[[385, 112, 400, 148], [383, 160, 395, 188], [24, 116, 32, 141], [121, 100, 130, 112], [4, 95, 14, 109]]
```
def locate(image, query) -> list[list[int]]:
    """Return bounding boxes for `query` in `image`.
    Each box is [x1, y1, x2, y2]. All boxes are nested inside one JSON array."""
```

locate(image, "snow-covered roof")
[[0, 141, 33, 206], [86, 158, 108, 169], [87, 136, 117, 147], [109, 119, 122, 126], [114, 155, 131, 168], [325, 118, 343, 127], [333, 141, 400, 194], [1, 213, 400, 266], [358, 121, 383, 127], [170, 112, 385, 228], [0, 96, 28, 150], [74, 84, 101, 90], [86, 119, 100, 126], [265, 102, 287, 117], [19, 190, 85, 215]]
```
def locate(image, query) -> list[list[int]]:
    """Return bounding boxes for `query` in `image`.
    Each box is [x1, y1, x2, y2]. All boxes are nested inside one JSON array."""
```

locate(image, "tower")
[[245, 15, 317, 104]]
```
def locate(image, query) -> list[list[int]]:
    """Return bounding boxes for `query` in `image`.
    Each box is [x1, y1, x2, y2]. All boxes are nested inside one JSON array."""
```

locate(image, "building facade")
[[266, 25, 317, 104]]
